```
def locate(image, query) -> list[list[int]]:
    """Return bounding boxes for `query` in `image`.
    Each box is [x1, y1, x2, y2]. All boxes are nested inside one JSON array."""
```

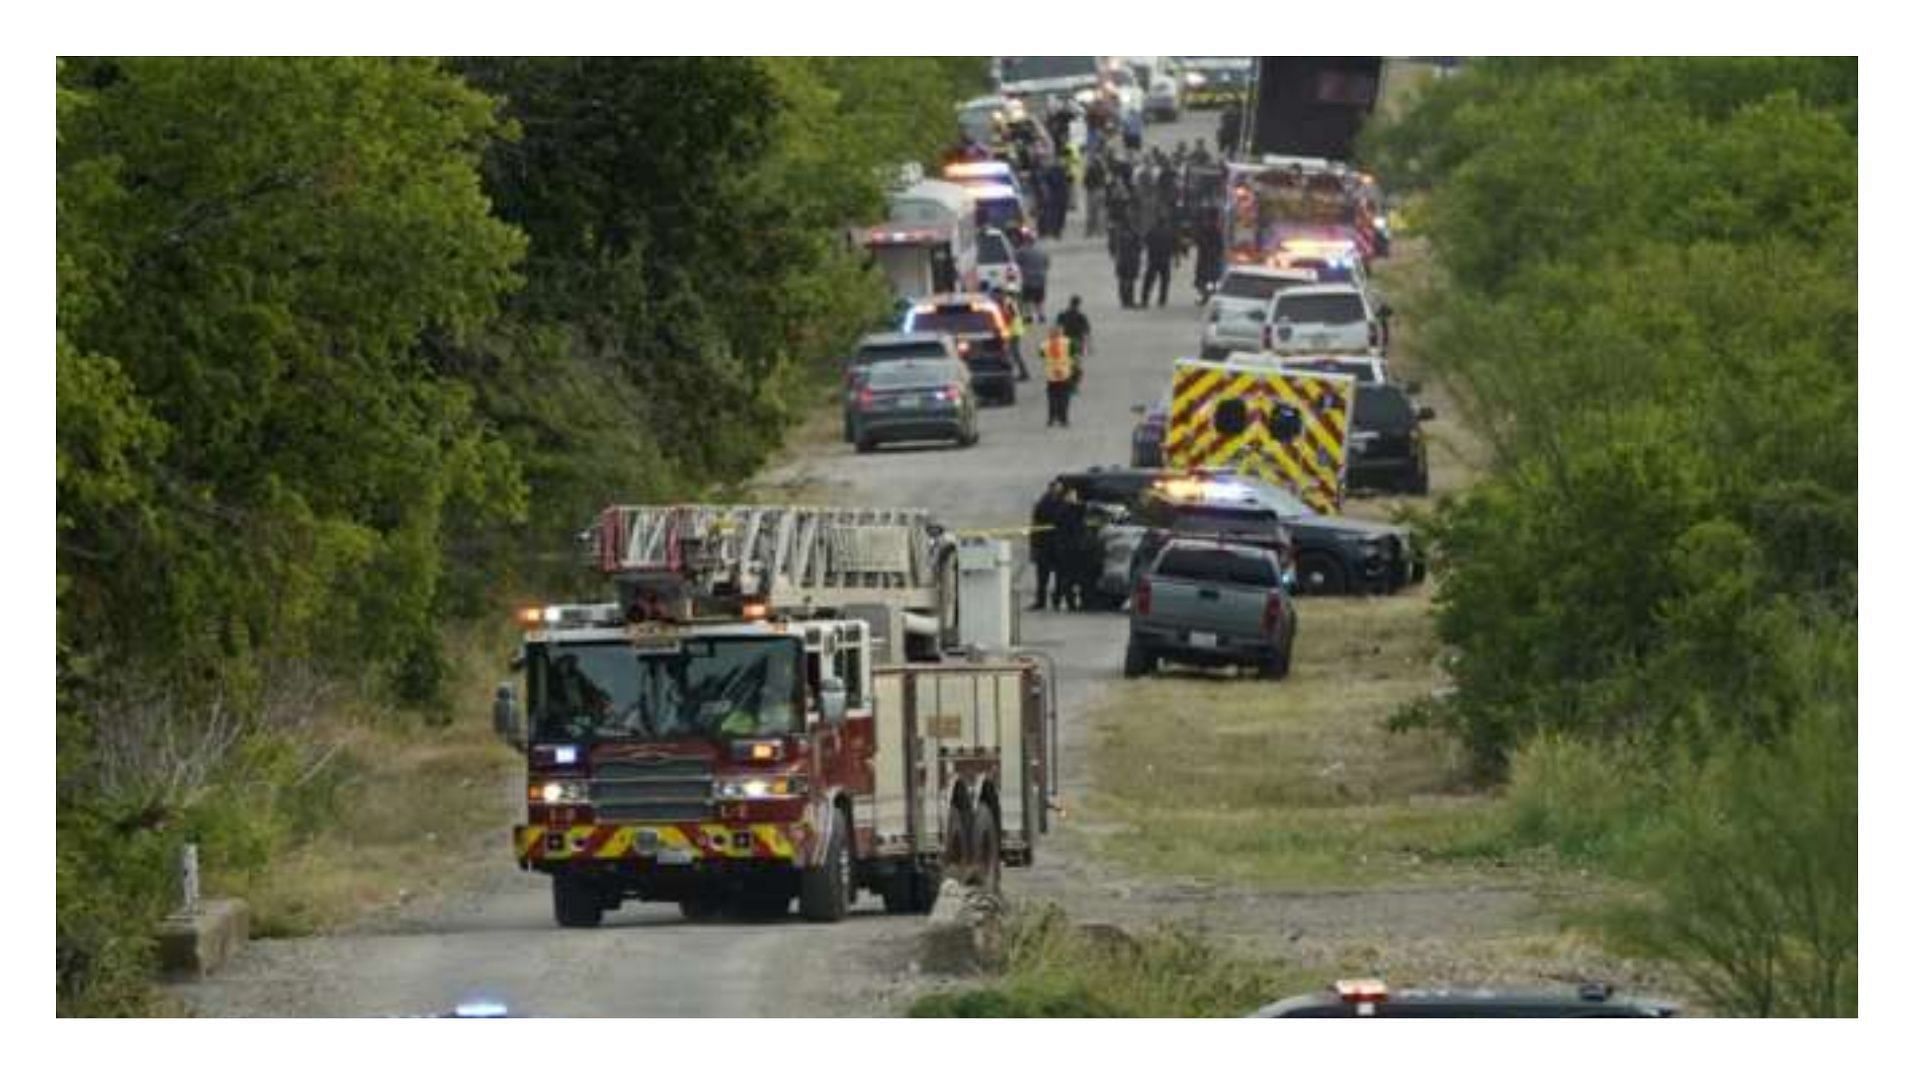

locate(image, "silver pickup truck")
[[1125, 539, 1297, 680]]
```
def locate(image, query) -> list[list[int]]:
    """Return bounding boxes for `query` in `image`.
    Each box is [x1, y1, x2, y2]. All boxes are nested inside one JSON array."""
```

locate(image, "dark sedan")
[[850, 358, 979, 453]]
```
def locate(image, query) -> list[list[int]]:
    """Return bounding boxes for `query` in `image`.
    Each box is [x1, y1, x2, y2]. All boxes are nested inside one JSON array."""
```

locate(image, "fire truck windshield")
[[527, 637, 803, 743]]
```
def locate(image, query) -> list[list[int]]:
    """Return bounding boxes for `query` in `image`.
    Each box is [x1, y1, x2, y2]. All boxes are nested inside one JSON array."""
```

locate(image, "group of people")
[[1085, 142, 1228, 308], [1028, 481, 1110, 612]]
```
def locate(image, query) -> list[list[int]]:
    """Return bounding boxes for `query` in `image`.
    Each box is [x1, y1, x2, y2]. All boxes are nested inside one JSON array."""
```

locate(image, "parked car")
[[969, 183, 1034, 246], [1130, 391, 1171, 467], [1194, 472, 1424, 595], [842, 331, 961, 441], [1345, 382, 1434, 495], [1254, 979, 1679, 1018], [1057, 469, 1423, 599], [976, 227, 1023, 297], [1202, 267, 1319, 359], [1126, 538, 1297, 679], [848, 357, 979, 453], [903, 293, 1018, 405], [1146, 74, 1182, 121], [1262, 283, 1388, 355]]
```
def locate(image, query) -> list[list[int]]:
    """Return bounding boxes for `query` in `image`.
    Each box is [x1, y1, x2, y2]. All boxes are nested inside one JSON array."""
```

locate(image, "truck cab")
[[498, 505, 1055, 928]]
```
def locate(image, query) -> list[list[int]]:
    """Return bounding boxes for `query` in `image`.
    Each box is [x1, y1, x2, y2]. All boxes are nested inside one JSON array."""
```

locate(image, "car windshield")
[[977, 198, 1024, 229], [909, 307, 999, 336], [1155, 546, 1279, 588], [1273, 292, 1365, 325], [1283, 359, 1378, 383], [1001, 57, 1099, 83], [1354, 386, 1415, 429], [527, 637, 802, 742], [867, 361, 958, 389], [979, 232, 1013, 263], [1219, 273, 1311, 301]]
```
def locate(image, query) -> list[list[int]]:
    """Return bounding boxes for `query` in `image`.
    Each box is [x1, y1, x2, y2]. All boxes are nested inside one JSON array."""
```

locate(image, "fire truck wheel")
[[551, 874, 605, 928], [940, 803, 973, 884], [967, 807, 1002, 893], [800, 808, 854, 923]]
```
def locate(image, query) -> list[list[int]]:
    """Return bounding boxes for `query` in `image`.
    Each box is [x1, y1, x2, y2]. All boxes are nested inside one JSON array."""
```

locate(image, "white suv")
[[975, 227, 1023, 297], [1262, 283, 1386, 354], [1201, 266, 1319, 359]]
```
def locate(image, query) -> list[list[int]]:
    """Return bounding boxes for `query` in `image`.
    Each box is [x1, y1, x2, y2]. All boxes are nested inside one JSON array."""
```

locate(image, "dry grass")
[[1088, 589, 1512, 888], [212, 626, 524, 938]]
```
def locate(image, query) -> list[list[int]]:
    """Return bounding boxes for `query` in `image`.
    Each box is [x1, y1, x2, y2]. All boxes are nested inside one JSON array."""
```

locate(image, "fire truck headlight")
[[715, 775, 809, 800], [534, 780, 590, 805]]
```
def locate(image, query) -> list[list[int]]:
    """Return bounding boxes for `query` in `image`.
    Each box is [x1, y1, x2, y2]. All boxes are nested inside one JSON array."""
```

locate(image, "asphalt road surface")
[[176, 113, 1544, 1018]]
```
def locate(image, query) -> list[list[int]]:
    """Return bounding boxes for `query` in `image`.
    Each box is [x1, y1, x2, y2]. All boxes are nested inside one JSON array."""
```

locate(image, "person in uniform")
[[1042, 325, 1076, 428], [1029, 482, 1065, 611]]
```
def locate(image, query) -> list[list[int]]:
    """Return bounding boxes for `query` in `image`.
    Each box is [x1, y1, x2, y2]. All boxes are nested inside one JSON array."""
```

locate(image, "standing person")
[[1033, 167, 1059, 243], [1043, 160, 1071, 239], [1053, 489, 1087, 610], [992, 287, 1030, 382], [1083, 151, 1109, 238], [1014, 236, 1050, 323], [1114, 223, 1143, 309], [1042, 325, 1075, 428], [1193, 214, 1224, 301], [1056, 295, 1092, 363], [1142, 218, 1178, 308], [1029, 483, 1064, 612]]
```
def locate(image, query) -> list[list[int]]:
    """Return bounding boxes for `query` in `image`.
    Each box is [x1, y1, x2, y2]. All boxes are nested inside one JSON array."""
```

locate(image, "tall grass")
[[909, 905, 1309, 1017]]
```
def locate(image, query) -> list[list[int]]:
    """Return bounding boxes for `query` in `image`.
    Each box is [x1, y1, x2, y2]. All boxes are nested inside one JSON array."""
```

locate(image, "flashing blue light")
[[451, 999, 511, 1019], [554, 745, 578, 765]]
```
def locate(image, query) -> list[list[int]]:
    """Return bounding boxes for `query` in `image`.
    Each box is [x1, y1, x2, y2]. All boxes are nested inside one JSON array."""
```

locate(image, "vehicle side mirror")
[[493, 682, 525, 751], [819, 675, 848, 725], [1417, 406, 1436, 422]]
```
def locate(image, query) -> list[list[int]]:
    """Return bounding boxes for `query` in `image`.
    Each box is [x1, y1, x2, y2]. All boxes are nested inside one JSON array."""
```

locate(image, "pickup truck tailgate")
[[1143, 578, 1270, 638]]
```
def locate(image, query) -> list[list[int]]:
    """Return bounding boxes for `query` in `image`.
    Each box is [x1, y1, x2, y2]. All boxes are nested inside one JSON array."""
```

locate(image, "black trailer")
[[1247, 58, 1383, 162]]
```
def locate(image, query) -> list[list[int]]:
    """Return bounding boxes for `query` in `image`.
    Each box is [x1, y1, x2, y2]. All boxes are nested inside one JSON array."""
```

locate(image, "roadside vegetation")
[[1367, 58, 1857, 1016], [56, 57, 987, 1015], [908, 904, 1313, 1017]]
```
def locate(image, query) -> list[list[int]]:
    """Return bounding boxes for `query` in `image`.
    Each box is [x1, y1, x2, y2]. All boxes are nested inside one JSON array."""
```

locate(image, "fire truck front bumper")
[[515, 821, 813, 871]]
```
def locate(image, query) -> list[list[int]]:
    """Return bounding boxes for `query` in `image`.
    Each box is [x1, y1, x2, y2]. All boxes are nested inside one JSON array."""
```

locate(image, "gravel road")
[[176, 114, 1622, 1019]]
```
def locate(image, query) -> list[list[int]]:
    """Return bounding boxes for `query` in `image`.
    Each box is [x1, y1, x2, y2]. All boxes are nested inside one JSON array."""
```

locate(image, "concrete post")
[[181, 843, 200, 915]]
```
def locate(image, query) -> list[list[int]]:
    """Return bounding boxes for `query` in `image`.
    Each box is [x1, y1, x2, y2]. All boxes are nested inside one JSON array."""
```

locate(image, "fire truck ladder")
[[593, 504, 949, 615]]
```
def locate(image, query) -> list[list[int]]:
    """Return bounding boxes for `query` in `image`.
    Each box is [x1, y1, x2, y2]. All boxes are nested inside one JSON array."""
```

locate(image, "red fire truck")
[[493, 505, 1054, 927]]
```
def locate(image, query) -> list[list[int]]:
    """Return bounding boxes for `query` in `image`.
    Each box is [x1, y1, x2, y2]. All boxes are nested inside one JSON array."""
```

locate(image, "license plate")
[[1190, 631, 1218, 648], [656, 848, 695, 866]]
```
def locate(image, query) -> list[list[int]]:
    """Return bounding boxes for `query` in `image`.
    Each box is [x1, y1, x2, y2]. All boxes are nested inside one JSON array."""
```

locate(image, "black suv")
[[1051, 468, 1423, 598], [1254, 979, 1679, 1018], [1347, 382, 1434, 495], [902, 294, 1017, 405]]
